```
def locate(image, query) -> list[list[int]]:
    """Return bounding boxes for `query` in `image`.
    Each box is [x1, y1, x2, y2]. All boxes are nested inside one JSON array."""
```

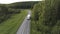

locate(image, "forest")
[[7, 1, 39, 9]]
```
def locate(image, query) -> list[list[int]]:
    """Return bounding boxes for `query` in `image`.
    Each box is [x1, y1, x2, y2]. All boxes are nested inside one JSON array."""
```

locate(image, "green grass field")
[[0, 10, 28, 34]]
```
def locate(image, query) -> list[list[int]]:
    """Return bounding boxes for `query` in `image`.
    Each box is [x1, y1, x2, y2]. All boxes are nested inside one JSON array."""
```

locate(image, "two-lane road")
[[16, 10, 31, 34]]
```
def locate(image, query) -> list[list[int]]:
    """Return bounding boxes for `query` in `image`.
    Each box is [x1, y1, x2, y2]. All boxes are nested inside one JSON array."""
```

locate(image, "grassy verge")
[[0, 10, 28, 34]]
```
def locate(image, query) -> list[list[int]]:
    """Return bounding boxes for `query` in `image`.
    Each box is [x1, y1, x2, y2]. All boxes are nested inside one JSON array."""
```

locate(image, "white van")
[[27, 14, 31, 20]]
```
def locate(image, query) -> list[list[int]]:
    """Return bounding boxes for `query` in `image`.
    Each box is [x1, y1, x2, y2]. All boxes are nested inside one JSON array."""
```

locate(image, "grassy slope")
[[0, 10, 27, 34]]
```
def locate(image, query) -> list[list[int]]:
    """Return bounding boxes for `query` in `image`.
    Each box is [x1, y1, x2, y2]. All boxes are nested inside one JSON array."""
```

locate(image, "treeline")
[[32, 0, 60, 34], [7, 1, 39, 9]]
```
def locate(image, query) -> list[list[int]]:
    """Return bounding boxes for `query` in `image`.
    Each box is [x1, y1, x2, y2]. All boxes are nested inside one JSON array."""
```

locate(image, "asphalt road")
[[16, 10, 31, 34]]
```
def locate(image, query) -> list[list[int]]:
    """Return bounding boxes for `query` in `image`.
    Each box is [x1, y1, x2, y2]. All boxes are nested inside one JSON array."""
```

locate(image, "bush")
[[31, 0, 60, 34], [0, 5, 21, 23]]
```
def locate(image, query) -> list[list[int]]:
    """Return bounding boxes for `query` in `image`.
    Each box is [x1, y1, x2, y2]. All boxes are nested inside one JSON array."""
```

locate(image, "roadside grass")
[[0, 10, 28, 34]]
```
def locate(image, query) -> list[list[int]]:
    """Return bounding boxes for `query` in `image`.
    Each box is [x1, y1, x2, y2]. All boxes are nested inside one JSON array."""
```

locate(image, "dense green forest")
[[7, 1, 39, 9], [31, 0, 60, 34]]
